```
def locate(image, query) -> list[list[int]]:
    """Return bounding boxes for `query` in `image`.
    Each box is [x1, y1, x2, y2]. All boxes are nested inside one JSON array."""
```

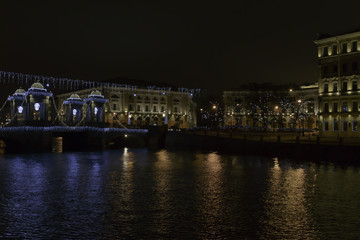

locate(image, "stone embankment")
[[165, 130, 360, 162]]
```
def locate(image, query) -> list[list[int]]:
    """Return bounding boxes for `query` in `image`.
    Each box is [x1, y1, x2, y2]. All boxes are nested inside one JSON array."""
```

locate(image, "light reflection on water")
[[0, 150, 360, 239]]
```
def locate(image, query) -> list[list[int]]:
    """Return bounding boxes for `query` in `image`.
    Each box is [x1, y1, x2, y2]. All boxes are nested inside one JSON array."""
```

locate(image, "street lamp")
[[274, 106, 279, 131], [297, 99, 305, 136]]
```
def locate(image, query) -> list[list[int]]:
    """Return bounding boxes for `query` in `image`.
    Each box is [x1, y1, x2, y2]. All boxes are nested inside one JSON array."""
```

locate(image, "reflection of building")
[[314, 30, 360, 137], [223, 83, 318, 130], [7, 82, 53, 126], [57, 86, 197, 129]]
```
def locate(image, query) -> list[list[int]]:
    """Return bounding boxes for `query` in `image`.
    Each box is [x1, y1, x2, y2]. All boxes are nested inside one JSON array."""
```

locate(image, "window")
[[113, 104, 116, 110], [333, 82, 338, 92], [352, 81, 358, 90], [324, 121, 329, 131], [174, 107, 178, 113], [343, 102, 348, 112], [333, 102, 338, 113], [324, 103, 329, 113], [323, 66, 328, 76], [333, 64, 338, 73], [129, 104, 133, 111], [343, 82, 348, 91], [343, 121, 348, 131], [323, 47, 328, 56], [161, 106, 164, 112], [334, 120, 339, 131], [342, 43, 347, 53], [342, 63, 347, 73], [353, 101, 358, 112], [153, 106, 157, 112], [145, 105, 149, 112], [332, 45, 338, 55], [352, 41, 358, 52], [324, 83, 328, 93], [353, 121, 359, 131], [137, 105, 141, 111], [353, 62, 358, 71]]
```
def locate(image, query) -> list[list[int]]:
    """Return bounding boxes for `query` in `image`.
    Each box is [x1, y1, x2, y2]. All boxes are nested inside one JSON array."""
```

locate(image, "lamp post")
[[297, 99, 305, 136], [274, 106, 279, 131]]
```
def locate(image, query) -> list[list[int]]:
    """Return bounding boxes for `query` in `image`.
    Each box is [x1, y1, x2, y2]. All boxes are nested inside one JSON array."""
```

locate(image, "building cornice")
[[314, 31, 360, 45]]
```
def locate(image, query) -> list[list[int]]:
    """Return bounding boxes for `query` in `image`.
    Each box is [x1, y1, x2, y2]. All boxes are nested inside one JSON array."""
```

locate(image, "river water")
[[0, 148, 359, 239]]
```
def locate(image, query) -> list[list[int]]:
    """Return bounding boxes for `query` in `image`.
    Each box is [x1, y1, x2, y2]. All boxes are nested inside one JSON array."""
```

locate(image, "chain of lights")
[[0, 70, 201, 96], [0, 126, 148, 133]]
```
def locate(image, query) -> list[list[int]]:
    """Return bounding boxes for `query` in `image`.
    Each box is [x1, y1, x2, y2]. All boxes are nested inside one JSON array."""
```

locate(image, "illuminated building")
[[57, 85, 197, 129], [7, 82, 53, 126], [314, 30, 360, 137], [223, 83, 318, 130]]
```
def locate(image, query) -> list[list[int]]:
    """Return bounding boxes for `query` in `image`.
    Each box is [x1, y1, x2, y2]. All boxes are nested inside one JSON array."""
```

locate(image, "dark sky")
[[1, 1, 360, 93]]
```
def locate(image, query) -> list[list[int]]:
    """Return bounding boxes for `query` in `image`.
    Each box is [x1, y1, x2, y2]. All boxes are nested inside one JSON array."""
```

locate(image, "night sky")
[[1, 1, 360, 93]]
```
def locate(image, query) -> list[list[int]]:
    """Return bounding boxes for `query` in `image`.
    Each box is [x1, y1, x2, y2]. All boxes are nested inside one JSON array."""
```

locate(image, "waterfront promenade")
[[184, 129, 360, 146]]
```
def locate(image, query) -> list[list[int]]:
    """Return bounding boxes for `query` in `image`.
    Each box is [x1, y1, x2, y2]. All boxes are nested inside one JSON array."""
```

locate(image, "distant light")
[[190, 93, 193, 96], [162, 92, 165, 95], [72, 109, 77, 116], [275, 106, 278, 109], [46, 83, 50, 87], [289, 89, 293, 92], [18, 106, 23, 114], [213, 105, 216, 109], [124, 134, 128, 138], [94, 107, 98, 115], [162, 113, 165, 117], [134, 93, 136, 96], [298, 99, 302, 103]]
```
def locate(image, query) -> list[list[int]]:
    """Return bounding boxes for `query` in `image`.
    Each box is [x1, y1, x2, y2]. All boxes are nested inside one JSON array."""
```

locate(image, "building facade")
[[57, 86, 197, 129], [314, 31, 360, 137]]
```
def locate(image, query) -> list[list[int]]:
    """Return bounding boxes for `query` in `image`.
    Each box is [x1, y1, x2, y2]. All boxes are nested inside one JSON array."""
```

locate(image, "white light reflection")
[[260, 158, 317, 239], [153, 150, 173, 234], [196, 152, 224, 233]]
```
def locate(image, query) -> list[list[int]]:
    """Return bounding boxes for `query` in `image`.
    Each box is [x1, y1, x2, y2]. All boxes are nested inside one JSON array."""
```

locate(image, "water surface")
[[0, 149, 359, 239]]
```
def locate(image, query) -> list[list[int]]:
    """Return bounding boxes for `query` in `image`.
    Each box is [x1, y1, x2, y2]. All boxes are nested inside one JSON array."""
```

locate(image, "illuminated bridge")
[[0, 126, 167, 153]]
